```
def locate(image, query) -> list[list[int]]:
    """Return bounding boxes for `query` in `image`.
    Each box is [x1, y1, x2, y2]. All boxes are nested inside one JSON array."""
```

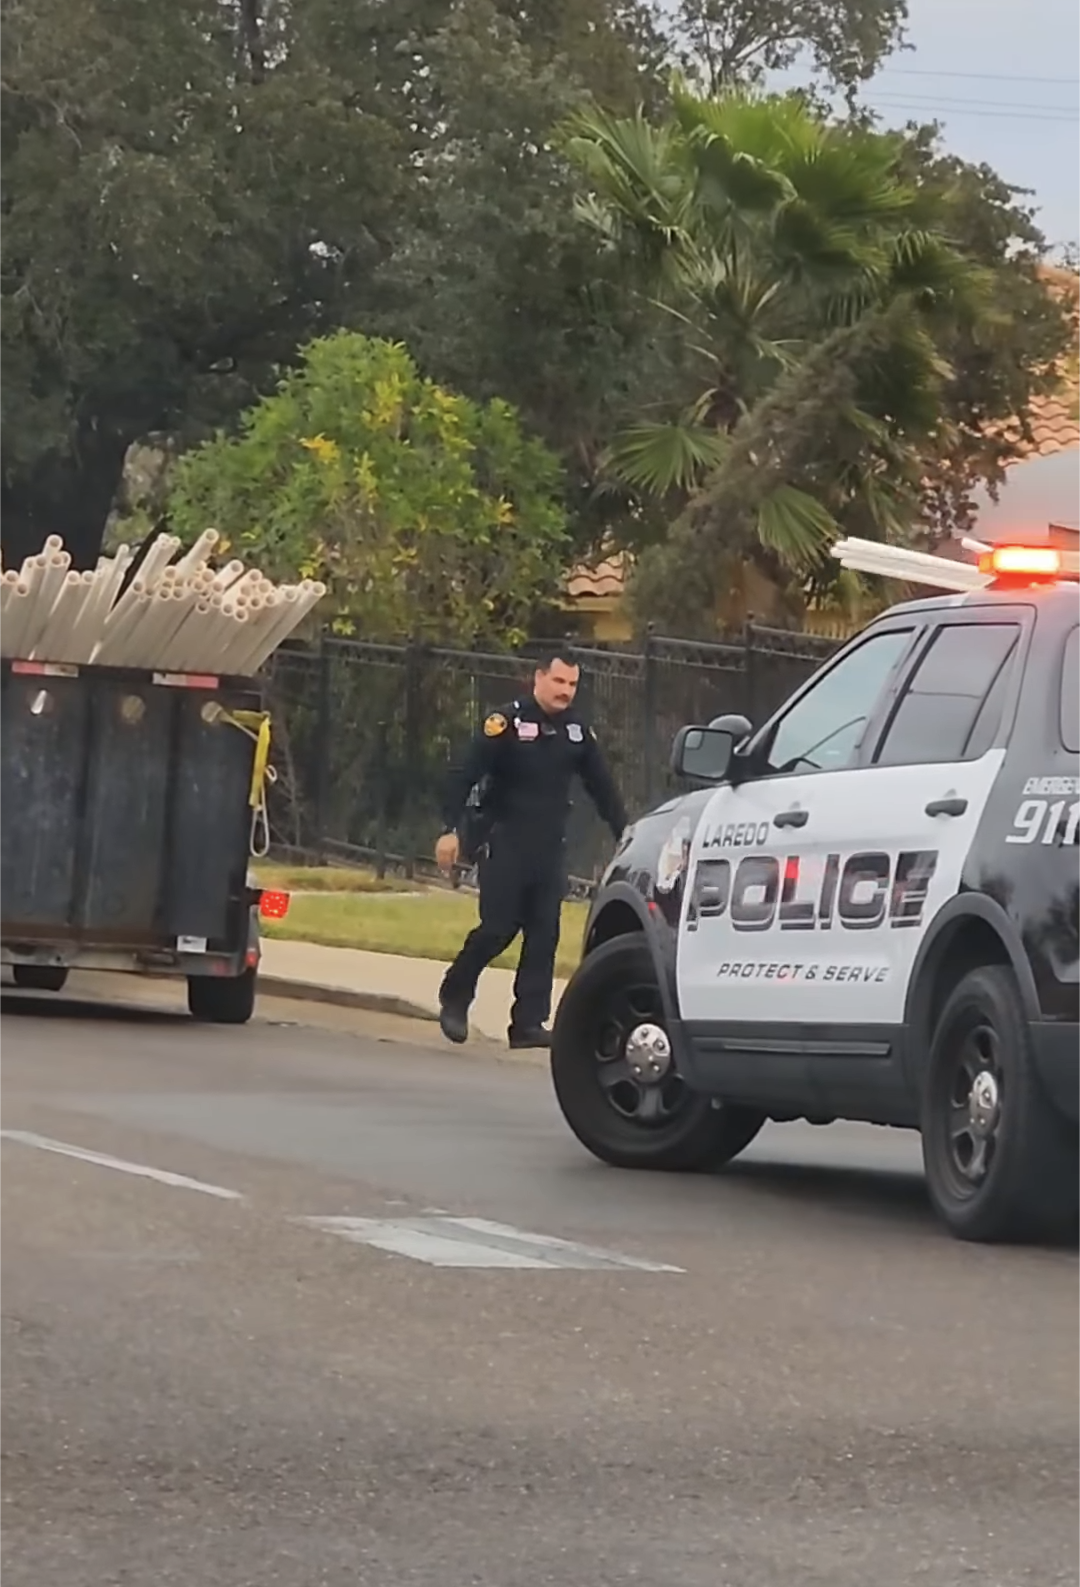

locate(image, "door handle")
[[773, 808, 809, 829], [925, 797, 968, 818]]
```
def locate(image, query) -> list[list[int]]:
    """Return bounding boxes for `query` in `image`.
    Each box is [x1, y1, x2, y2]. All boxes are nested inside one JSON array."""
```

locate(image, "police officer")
[[435, 651, 627, 1049]]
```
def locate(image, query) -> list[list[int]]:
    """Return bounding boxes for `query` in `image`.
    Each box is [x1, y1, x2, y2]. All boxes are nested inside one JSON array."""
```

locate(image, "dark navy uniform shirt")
[[441, 695, 627, 843]]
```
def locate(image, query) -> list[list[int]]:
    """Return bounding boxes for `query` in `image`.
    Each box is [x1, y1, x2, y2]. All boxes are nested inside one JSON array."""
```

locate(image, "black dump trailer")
[[1, 659, 283, 1024]]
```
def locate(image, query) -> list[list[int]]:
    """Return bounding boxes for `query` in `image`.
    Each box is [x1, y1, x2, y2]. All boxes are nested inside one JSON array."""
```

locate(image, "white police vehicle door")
[[677, 610, 1023, 1030]]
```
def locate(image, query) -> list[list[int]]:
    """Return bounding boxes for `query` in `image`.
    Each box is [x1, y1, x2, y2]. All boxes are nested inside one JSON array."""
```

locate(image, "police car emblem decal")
[[566, 723, 583, 743], [484, 713, 508, 737]]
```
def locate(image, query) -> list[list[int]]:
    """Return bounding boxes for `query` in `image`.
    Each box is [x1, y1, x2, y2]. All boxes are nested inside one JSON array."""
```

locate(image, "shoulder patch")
[[484, 712, 508, 738]]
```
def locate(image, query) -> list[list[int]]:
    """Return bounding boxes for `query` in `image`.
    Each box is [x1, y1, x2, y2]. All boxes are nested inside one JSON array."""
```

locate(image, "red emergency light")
[[259, 889, 290, 920], [978, 543, 1062, 583]]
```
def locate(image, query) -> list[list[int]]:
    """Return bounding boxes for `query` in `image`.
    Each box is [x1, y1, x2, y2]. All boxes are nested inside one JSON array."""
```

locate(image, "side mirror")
[[707, 713, 752, 743], [670, 724, 735, 783]]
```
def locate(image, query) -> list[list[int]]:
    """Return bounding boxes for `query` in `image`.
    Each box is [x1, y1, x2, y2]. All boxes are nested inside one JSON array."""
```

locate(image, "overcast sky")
[[776, 0, 1079, 252]]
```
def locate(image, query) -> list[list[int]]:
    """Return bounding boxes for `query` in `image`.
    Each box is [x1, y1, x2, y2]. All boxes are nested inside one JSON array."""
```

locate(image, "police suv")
[[551, 543, 1079, 1243]]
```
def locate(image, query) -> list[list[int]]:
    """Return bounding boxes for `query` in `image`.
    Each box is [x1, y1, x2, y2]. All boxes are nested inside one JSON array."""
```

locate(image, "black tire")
[[187, 967, 257, 1025], [921, 965, 1079, 1243], [12, 964, 69, 993], [550, 933, 766, 1171]]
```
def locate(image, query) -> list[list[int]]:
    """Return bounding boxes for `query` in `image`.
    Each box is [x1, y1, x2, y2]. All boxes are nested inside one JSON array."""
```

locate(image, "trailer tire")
[[12, 964, 69, 993], [188, 967, 257, 1025]]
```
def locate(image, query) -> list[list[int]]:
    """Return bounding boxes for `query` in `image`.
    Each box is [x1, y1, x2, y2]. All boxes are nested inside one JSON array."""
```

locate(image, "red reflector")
[[978, 544, 1060, 579], [259, 889, 290, 920], [11, 660, 79, 677], [152, 671, 220, 689]]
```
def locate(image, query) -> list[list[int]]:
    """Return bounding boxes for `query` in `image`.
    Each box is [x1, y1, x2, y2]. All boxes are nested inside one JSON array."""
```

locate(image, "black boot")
[[508, 1025, 551, 1050], [439, 1000, 469, 1045]]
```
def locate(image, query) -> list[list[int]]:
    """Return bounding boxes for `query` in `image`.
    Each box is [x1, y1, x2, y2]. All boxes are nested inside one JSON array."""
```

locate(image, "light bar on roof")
[[978, 544, 1060, 578]]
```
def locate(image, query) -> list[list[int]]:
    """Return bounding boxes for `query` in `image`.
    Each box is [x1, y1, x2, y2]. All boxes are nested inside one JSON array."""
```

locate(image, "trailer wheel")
[[12, 965, 69, 993], [187, 967, 257, 1025]]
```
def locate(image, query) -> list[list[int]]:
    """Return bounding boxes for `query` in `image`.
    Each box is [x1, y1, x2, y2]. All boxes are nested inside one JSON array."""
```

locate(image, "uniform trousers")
[[439, 826, 566, 1031]]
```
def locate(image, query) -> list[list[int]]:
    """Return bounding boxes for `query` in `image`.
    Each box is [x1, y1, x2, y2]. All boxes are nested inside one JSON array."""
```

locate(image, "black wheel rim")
[[939, 1019, 1003, 1199], [593, 979, 687, 1128]]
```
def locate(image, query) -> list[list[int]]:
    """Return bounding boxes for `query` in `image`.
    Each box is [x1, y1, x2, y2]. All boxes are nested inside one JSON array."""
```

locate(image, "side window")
[[1061, 627, 1079, 753], [874, 622, 1019, 767], [763, 629, 913, 776]]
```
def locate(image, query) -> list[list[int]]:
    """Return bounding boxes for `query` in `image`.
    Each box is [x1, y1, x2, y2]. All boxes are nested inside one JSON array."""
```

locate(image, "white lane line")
[[0, 1130, 242, 1200], [298, 1214, 683, 1271]]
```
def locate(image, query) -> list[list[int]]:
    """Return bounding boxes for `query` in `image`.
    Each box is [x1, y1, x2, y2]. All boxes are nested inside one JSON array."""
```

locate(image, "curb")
[[257, 976, 438, 1025]]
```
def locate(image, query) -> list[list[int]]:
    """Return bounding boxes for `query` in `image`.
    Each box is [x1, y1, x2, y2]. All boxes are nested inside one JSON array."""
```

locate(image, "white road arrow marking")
[[298, 1214, 683, 1271]]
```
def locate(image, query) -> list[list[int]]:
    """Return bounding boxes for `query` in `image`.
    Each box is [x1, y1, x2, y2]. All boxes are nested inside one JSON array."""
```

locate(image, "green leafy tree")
[[569, 90, 992, 551], [363, 0, 677, 563], [361, 0, 916, 563], [1, 0, 404, 568], [8, 0, 1060, 593], [562, 86, 1073, 626], [668, 0, 908, 98], [0, 0, 667, 570], [166, 333, 569, 646], [887, 128, 1078, 536]]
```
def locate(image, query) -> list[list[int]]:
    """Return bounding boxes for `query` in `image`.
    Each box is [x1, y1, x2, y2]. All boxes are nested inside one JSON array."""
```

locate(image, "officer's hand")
[[435, 832, 460, 873]]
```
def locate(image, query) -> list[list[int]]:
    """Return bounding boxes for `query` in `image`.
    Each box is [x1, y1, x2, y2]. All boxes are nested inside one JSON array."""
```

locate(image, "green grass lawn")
[[251, 861, 409, 895], [262, 889, 590, 979]]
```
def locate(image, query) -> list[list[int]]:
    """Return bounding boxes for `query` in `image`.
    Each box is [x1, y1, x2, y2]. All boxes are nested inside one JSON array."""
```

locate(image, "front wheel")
[[551, 933, 765, 1171], [187, 966, 257, 1026], [921, 965, 1078, 1243]]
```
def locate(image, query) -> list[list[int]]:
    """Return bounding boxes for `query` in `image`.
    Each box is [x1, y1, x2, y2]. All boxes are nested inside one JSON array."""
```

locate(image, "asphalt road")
[[2, 980, 1077, 1587]]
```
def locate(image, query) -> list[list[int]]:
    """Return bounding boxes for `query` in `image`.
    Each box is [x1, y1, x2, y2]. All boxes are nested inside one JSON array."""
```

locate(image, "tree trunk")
[[1, 429, 131, 571], [237, 0, 267, 84]]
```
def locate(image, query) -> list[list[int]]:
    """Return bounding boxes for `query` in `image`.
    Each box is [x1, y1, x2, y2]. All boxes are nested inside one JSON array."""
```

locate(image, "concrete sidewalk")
[[258, 938, 568, 1044]]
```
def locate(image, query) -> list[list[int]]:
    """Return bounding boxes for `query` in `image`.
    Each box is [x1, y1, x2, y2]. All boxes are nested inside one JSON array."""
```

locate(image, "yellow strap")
[[232, 710, 272, 809], [209, 706, 275, 857], [216, 708, 273, 807]]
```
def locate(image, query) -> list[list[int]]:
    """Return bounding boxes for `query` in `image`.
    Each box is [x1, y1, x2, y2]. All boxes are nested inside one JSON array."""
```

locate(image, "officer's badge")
[[483, 713, 508, 737], [566, 723, 583, 743]]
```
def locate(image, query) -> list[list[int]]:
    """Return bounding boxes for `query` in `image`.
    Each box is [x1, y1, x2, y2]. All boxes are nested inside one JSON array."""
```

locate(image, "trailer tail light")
[[259, 889, 290, 920], [978, 544, 1061, 582]]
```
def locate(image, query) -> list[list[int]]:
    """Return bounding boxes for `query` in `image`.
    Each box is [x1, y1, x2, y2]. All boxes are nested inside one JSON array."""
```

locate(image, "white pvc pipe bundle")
[[0, 530, 326, 674], [831, 536, 989, 594]]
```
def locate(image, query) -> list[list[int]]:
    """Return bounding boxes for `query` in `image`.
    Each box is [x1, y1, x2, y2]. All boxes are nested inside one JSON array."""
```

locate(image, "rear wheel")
[[551, 934, 765, 1171], [12, 964, 69, 993], [921, 965, 1078, 1243], [187, 966, 257, 1026]]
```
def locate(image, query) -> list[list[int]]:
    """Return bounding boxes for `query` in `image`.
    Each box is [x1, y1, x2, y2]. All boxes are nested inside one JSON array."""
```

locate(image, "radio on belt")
[[548, 532, 1079, 1247]]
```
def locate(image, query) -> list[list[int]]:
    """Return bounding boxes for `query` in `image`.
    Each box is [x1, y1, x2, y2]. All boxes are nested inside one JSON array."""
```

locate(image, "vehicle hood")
[[594, 788, 714, 931]]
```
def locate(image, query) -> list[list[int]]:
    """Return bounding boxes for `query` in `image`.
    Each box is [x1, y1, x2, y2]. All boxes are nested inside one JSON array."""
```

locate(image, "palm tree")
[[565, 85, 993, 571]]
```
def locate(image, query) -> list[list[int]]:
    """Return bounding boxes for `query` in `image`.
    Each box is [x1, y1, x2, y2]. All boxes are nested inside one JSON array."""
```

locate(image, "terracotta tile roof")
[[564, 552, 629, 600], [1002, 387, 1078, 461]]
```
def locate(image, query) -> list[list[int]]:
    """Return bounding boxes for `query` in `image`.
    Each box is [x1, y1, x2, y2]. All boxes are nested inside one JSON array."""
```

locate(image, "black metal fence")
[[263, 624, 841, 885]]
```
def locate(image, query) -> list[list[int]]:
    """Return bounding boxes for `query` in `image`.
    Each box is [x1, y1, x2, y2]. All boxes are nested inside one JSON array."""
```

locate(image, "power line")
[[862, 92, 1078, 124], [870, 90, 1078, 114], [872, 106, 1078, 124], [878, 66, 1079, 87]]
